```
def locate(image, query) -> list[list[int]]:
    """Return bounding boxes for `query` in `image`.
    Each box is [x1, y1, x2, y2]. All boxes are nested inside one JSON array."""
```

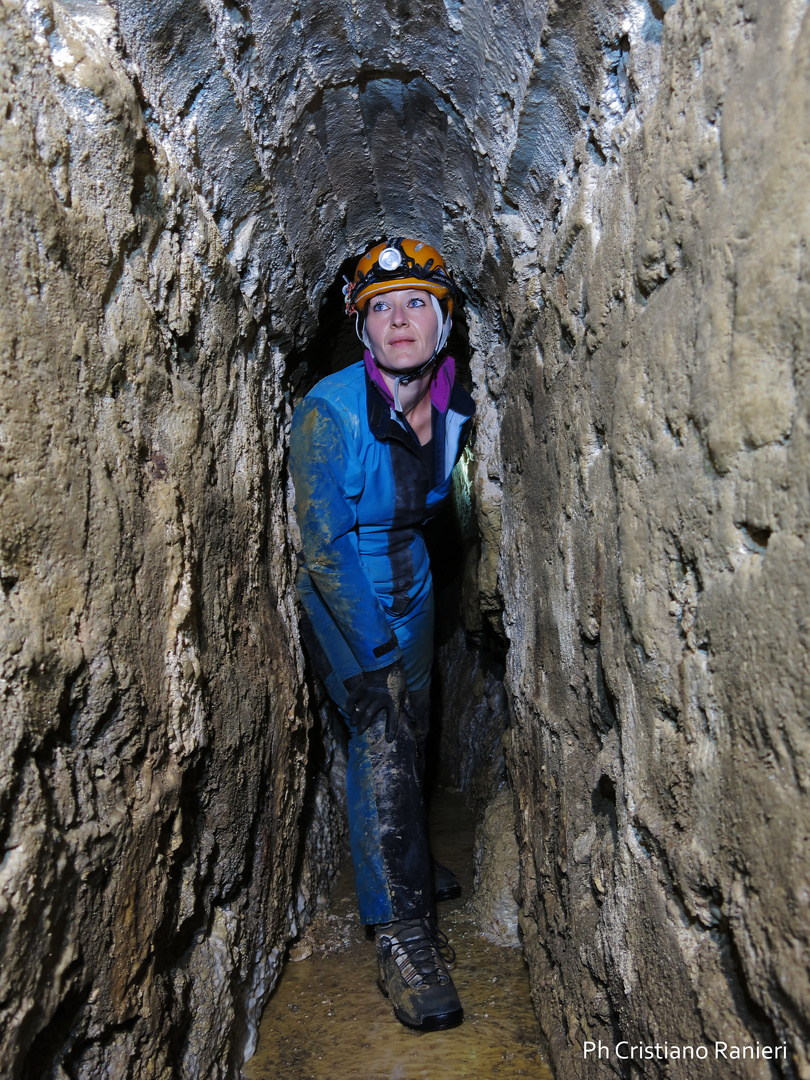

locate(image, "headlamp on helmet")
[[377, 246, 404, 271], [343, 237, 461, 317]]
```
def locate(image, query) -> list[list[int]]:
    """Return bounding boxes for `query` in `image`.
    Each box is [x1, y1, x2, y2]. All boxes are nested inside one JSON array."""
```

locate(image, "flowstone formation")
[[2, 0, 809, 1077]]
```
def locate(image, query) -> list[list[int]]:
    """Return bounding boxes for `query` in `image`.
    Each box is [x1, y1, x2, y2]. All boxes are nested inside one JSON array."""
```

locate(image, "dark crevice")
[[20, 967, 89, 1080], [152, 756, 213, 979], [60, 1017, 142, 1080], [592, 773, 617, 831], [737, 521, 772, 553], [131, 134, 159, 214]]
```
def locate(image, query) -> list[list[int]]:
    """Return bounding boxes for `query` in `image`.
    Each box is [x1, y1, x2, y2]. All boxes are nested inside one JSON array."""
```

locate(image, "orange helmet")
[[343, 237, 461, 316]]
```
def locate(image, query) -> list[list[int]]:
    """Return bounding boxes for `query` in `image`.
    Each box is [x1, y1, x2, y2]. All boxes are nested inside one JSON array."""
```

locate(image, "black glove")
[[345, 662, 410, 743]]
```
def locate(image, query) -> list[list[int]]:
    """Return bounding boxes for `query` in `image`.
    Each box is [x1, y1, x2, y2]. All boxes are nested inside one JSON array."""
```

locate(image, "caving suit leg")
[[297, 565, 435, 925]]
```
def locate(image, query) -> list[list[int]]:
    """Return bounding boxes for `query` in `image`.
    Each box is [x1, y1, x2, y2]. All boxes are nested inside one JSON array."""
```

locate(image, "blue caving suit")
[[290, 351, 475, 925]]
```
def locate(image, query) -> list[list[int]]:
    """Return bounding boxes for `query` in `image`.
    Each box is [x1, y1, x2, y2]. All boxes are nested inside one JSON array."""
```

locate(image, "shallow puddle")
[[245, 788, 553, 1080]]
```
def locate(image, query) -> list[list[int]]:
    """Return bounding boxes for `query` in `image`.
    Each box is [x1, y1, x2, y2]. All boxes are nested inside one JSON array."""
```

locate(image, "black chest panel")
[[387, 436, 430, 614]]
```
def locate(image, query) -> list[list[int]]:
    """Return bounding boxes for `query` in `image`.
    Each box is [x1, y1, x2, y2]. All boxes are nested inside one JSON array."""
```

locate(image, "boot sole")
[[434, 883, 462, 903], [377, 979, 464, 1031]]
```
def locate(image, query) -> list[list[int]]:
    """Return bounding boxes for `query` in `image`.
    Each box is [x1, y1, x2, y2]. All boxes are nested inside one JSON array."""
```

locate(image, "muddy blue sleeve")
[[290, 395, 401, 672]]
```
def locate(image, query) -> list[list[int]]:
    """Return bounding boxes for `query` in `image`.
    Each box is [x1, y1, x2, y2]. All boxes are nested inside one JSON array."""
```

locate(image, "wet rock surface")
[[467, 785, 521, 949], [494, 3, 810, 1077], [0, 3, 312, 1075]]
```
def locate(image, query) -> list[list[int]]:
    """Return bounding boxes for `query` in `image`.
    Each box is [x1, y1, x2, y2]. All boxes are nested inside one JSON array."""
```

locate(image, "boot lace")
[[428, 922, 456, 967], [380, 920, 454, 988]]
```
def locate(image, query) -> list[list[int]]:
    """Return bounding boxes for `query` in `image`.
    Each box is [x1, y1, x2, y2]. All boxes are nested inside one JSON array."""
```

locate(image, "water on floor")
[[245, 788, 553, 1080]]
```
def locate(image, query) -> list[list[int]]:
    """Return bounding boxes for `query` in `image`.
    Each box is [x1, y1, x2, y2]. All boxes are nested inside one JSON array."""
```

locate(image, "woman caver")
[[289, 238, 475, 1031]]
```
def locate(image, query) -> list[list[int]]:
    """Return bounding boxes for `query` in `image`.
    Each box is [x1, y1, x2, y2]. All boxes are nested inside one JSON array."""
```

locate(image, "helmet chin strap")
[[357, 295, 451, 413]]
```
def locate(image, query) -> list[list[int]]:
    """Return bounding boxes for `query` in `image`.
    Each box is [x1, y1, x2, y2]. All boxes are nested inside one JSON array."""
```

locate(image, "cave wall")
[[0, 3, 312, 1075], [495, 1, 810, 1076]]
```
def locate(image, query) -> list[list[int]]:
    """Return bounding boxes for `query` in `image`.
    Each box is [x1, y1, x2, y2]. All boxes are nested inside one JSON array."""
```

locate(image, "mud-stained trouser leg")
[[297, 565, 435, 924], [408, 689, 432, 784], [345, 611, 435, 923], [347, 714, 433, 924]]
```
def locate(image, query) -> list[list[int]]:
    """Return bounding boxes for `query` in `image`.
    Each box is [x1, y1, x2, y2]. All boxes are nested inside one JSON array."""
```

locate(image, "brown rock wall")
[[495, 1, 810, 1075], [0, 3, 309, 1075]]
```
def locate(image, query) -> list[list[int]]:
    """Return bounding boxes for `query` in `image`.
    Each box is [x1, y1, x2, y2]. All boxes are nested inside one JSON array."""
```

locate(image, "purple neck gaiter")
[[364, 350, 455, 414]]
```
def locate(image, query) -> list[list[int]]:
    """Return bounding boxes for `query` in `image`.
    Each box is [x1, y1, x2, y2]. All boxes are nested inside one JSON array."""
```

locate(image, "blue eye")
[[407, 297, 425, 307]]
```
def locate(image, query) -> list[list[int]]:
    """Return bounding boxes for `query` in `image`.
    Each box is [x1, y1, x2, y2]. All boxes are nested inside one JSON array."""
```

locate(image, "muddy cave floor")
[[245, 788, 553, 1080]]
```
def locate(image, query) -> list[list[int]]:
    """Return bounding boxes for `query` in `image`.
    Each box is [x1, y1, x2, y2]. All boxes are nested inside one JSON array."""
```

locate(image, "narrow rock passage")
[[245, 788, 549, 1080], [7, 2, 809, 1076]]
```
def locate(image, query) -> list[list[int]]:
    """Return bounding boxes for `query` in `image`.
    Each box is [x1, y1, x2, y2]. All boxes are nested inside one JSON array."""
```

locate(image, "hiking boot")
[[375, 919, 463, 1031], [433, 859, 461, 903]]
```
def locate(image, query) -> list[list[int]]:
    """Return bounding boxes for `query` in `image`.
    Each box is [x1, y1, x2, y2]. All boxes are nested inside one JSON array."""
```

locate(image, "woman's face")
[[363, 288, 438, 371]]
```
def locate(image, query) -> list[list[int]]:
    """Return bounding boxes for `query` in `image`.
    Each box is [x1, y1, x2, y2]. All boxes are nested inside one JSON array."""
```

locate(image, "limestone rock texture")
[[467, 783, 521, 948], [0, 2, 313, 1076], [497, 4, 810, 1077], [2, 0, 810, 1077]]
